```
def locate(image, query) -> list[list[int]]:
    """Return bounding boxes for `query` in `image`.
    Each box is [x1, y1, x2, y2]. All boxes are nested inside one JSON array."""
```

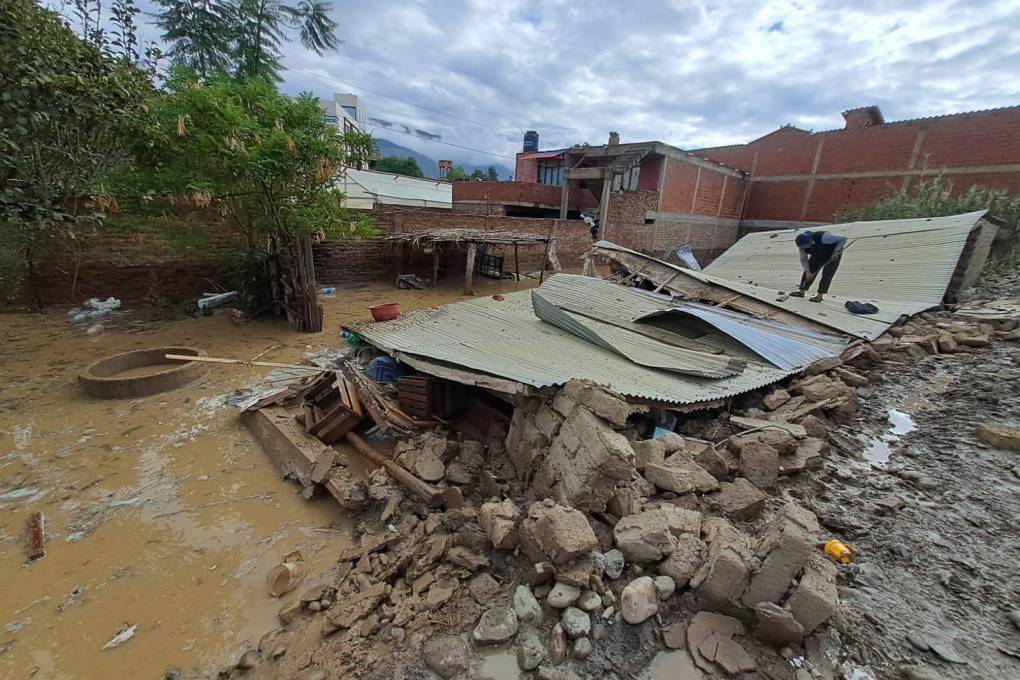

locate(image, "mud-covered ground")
[[800, 280, 1020, 679]]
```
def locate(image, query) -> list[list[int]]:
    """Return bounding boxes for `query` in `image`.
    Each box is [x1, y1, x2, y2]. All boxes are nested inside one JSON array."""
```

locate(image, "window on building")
[[611, 166, 641, 192], [342, 105, 358, 120], [537, 159, 564, 186]]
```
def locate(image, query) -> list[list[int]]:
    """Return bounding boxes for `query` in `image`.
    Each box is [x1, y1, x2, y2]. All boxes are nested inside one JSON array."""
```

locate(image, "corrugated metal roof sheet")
[[596, 210, 986, 340], [531, 292, 746, 379], [352, 290, 793, 405], [343, 169, 452, 209], [639, 302, 848, 370]]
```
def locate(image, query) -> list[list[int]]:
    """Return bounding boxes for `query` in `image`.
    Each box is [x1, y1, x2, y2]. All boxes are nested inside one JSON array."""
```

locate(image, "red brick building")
[[695, 105, 1020, 227]]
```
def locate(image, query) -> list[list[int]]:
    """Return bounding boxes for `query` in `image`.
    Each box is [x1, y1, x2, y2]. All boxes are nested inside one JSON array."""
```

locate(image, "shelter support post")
[[559, 180, 570, 220], [464, 242, 477, 295], [513, 243, 520, 283], [432, 247, 440, 287]]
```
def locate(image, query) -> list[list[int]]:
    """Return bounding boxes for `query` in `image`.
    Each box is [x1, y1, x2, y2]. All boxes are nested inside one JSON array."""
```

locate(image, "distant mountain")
[[373, 138, 512, 180]]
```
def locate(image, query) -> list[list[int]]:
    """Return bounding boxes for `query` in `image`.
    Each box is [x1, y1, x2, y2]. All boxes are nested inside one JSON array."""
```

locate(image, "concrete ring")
[[79, 347, 209, 399]]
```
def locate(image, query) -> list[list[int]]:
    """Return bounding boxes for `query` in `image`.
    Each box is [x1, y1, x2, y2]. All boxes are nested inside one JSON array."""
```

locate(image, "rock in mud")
[[423, 636, 470, 678], [326, 583, 390, 629], [576, 590, 602, 612], [975, 423, 1020, 451], [561, 607, 591, 638], [744, 505, 819, 607], [603, 549, 626, 580], [513, 585, 542, 622], [738, 441, 779, 489], [632, 438, 666, 470], [426, 578, 458, 610], [762, 389, 791, 411], [414, 450, 446, 482], [519, 501, 599, 565], [1010, 610, 1020, 631], [571, 636, 594, 660], [469, 573, 501, 603], [663, 622, 687, 649], [708, 478, 767, 520], [730, 428, 797, 456], [653, 575, 676, 600], [786, 555, 839, 634], [548, 581, 581, 608], [294, 669, 326, 680], [517, 633, 545, 671], [446, 546, 488, 571], [712, 637, 757, 674], [658, 533, 707, 589], [754, 602, 804, 645], [548, 623, 568, 665], [472, 607, 519, 646], [695, 446, 730, 480], [686, 611, 746, 673], [479, 499, 521, 550], [780, 438, 825, 476], [613, 509, 676, 562], [621, 576, 659, 624]]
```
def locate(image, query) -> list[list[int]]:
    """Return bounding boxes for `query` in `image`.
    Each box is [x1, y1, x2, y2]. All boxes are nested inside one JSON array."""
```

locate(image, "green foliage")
[[486, 165, 499, 181], [233, 0, 339, 81], [341, 131, 375, 169], [118, 72, 374, 308], [446, 165, 467, 181], [839, 176, 1020, 228], [469, 169, 485, 180], [0, 0, 154, 300], [373, 156, 424, 177], [154, 0, 237, 77]]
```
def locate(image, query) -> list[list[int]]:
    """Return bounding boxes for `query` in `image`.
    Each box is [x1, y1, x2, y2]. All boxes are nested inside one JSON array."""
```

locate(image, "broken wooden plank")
[[166, 354, 323, 372], [344, 432, 444, 507], [241, 406, 330, 488], [394, 351, 533, 396], [26, 512, 45, 562], [729, 415, 807, 438]]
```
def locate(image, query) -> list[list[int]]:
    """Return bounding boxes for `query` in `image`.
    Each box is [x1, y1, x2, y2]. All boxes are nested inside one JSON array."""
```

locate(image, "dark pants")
[[800, 257, 841, 294]]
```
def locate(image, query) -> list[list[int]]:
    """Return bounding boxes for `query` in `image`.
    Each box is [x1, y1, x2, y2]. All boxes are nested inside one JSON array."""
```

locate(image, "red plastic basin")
[[369, 302, 400, 321]]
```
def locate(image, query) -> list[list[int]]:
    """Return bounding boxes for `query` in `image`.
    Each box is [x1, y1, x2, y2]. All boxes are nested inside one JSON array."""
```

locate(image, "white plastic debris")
[[86, 297, 121, 313], [197, 291, 238, 310], [102, 624, 137, 650]]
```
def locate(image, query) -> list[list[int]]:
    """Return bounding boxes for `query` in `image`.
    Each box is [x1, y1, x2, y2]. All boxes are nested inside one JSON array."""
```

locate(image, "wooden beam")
[[566, 167, 607, 180], [432, 246, 440, 286], [464, 242, 477, 295], [344, 432, 444, 507], [394, 351, 534, 395]]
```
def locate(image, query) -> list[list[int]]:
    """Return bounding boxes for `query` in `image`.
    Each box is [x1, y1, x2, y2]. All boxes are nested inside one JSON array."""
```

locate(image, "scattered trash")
[[25, 512, 46, 562], [492, 294, 505, 301], [369, 302, 400, 322], [86, 323, 104, 337], [365, 356, 409, 383], [0, 487, 47, 503], [321, 287, 336, 296], [267, 550, 307, 597], [4, 619, 31, 634], [823, 539, 854, 564], [340, 329, 366, 348], [396, 274, 428, 290], [102, 624, 138, 650], [196, 291, 238, 311], [674, 243, 703, 271]]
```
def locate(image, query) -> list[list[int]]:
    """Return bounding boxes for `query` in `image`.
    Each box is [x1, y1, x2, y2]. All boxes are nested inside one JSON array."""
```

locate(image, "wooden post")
[[513, 242, 520, 283], [345, 432, 444, 507], [539, 222, 557, 284], [432, 246, 440, 287], [464, 242, 477, 295], [597, 175, 611, 240]]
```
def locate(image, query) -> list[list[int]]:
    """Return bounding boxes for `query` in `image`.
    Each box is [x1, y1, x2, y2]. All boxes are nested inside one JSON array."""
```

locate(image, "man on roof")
[[790, 230, 848, 302]]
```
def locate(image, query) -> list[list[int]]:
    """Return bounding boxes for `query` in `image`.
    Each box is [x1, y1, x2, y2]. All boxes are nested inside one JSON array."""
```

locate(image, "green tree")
[[469, 169, 485, 180], [486, 165, 498, 181], [154, 0, 237, 77], [0, 0, 154, 302], [373, 156, 424, 177], [446, 165, 467, 181], [340, 130, 375, 169], [119, 71, 374, 309], [233, 0, 339, 81]]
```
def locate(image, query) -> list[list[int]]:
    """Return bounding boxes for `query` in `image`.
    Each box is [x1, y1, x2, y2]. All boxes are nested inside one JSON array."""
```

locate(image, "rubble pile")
[[230, 303, 1020, 679]]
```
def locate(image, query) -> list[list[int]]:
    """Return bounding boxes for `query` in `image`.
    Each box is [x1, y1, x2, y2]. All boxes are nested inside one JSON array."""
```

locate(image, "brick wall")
[[314, 209, 593, 284], [25, 226, 232, 306], [652, 221, 739, 264], [697, 106, 1020, 222], [453, 181, 598, 210], [603, 190, 660, 252], [658, 157, 747, 218]]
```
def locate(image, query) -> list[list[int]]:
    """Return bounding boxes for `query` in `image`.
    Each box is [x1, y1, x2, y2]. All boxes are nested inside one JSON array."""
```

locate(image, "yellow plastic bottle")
[[823, 539, 853, 564]]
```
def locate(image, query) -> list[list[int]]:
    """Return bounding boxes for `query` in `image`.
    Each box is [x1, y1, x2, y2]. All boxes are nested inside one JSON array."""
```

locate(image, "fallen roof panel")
[[596, 209, 987, 340], [352, 291, 792, 405]]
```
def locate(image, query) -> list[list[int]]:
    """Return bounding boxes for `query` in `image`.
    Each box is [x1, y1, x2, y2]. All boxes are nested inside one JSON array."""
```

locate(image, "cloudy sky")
[[119, 0, 1020, 167]]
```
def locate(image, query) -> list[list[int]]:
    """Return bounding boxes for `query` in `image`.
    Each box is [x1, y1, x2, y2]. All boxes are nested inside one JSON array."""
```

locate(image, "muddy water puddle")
[[863, 408, 917, 467], [0, 276, 538, 679]]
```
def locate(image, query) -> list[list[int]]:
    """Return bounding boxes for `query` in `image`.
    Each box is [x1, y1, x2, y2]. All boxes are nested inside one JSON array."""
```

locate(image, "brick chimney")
[[842, 106, 885, 131], [608, 131, 620, 146]]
